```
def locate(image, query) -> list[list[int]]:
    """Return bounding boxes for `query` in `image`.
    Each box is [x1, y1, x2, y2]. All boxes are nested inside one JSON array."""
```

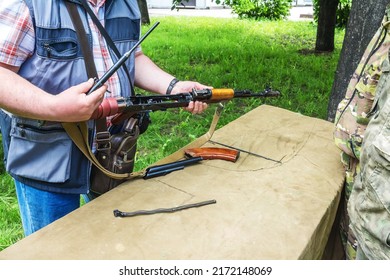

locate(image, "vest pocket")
[[6, 122, 72, 183], [40, 40, 78, 59], [36, 28, 80, 60]]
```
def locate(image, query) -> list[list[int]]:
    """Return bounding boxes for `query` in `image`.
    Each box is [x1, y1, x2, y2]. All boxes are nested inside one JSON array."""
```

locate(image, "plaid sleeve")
[[0, 0, 35, 67]]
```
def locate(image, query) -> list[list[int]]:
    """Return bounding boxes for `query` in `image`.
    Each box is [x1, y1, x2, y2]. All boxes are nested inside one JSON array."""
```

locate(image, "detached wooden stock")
[[184, 147, 240, 162]]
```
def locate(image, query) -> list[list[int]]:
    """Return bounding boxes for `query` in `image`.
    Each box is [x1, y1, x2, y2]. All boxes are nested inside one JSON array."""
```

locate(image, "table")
[[0, 105, 345, 259]]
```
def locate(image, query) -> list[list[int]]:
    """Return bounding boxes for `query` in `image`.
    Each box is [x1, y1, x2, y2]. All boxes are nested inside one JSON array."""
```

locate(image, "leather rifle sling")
[[63, 2, 132, 179]]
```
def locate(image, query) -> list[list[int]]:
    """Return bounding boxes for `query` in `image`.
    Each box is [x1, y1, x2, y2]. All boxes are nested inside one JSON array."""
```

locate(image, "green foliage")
[[172, 0, 293, 20], [0, 144, 23, 250], [312, 0, 352, 28], [224, 0, 293, 20], [336, 0, 352, 28]]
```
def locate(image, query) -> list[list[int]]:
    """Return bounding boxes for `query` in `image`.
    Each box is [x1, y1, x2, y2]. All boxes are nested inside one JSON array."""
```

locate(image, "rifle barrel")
[[233, 89, 281, 98], [87, 21, 160, 94]]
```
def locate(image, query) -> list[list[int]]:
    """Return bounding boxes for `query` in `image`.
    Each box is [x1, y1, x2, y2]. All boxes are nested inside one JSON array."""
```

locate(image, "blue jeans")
[[14, 180, 80, 236]]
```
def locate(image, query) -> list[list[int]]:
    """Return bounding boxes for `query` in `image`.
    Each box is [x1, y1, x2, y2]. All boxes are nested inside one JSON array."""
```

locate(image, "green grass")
[[135, 16, 344, 169], [0, 155, 23, 251], [0, 16, 344, 251]]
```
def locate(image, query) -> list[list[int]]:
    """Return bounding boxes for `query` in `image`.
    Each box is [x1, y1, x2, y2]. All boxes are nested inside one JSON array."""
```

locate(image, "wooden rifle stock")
[[184, 147, 240, 162]]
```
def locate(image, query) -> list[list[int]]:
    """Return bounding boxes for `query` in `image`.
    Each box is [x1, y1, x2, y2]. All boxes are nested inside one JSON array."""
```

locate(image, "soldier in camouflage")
[[334, 7, 390, 259], [348, 56, 390, 259]]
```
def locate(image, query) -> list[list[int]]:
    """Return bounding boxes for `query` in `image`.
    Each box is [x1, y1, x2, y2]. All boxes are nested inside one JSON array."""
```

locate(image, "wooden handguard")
[[210, 89, 235, 101], [184, 147, 240, 162]]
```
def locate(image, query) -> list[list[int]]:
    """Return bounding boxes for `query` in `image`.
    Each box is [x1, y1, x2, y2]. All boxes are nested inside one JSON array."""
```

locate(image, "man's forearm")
[[0, 66, 53, 119], [0, 65, 105, 122], [134, 52, 175, 94]]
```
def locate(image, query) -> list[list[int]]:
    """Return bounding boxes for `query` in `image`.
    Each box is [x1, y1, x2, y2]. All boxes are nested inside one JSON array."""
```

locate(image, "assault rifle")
[[86, 20, 280, 124], [91, 87, 280, 124]]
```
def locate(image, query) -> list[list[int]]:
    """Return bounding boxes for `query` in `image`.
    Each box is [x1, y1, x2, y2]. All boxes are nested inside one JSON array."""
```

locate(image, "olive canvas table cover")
[[0, 105, 345, 260]]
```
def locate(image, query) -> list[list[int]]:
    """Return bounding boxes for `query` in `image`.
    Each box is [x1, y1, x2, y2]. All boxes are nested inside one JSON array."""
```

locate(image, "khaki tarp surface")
[[0, 105, 345, 259]]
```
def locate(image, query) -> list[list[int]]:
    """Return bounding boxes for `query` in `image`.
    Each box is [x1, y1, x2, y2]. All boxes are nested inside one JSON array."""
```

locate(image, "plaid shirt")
[[0, 0, 137, 98]]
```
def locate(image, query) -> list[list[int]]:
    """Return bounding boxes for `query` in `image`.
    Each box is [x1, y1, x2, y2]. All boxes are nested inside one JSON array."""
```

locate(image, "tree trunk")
[[137, 0, 150, 25], [315, 0, 339, 52], [327, 0, 389, 121]]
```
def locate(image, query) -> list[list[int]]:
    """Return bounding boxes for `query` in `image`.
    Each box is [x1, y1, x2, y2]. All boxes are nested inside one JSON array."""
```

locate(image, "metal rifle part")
[[91, 87, 281, 121], [232, 87, 280, 98], [113, 199, 217, 218], [208, 140, 283, 164], [143, 156, 203, 179], [87, 21, 160, 95]]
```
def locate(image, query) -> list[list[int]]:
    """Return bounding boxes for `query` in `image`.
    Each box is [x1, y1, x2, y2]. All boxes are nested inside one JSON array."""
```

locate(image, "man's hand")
[[171, 81, 209, 114], [52, 79, 106, 122]]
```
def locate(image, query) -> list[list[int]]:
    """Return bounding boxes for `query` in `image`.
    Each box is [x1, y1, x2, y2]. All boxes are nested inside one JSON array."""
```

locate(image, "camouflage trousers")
[[340, 152, 359, 260], [348, 65, 390, 260]]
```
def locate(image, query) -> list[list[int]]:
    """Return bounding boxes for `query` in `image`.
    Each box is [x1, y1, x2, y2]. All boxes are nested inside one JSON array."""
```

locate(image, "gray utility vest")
[[2, 0, 140, 194]]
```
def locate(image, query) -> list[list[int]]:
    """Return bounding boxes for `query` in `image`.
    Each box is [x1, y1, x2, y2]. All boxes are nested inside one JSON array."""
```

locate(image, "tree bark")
[[137, 0, 150, 25], [327, 0, 389, 121], [315, 0, 339, 52]]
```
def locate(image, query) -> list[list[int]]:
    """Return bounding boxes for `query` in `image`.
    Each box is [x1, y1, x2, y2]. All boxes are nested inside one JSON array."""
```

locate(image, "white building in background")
[[294, 0, 313, 5], [146, 1, 313, 9], [146, 0, 223, 9]]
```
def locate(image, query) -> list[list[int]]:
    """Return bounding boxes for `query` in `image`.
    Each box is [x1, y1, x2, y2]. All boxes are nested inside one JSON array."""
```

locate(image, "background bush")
[[173, 0, 294, 20], [312, 0, 352, 28], [223, 0, 294, 20]]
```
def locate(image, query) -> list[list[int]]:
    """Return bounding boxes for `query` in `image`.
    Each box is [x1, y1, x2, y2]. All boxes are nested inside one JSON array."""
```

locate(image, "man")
[[0, 0, 208, 236]]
